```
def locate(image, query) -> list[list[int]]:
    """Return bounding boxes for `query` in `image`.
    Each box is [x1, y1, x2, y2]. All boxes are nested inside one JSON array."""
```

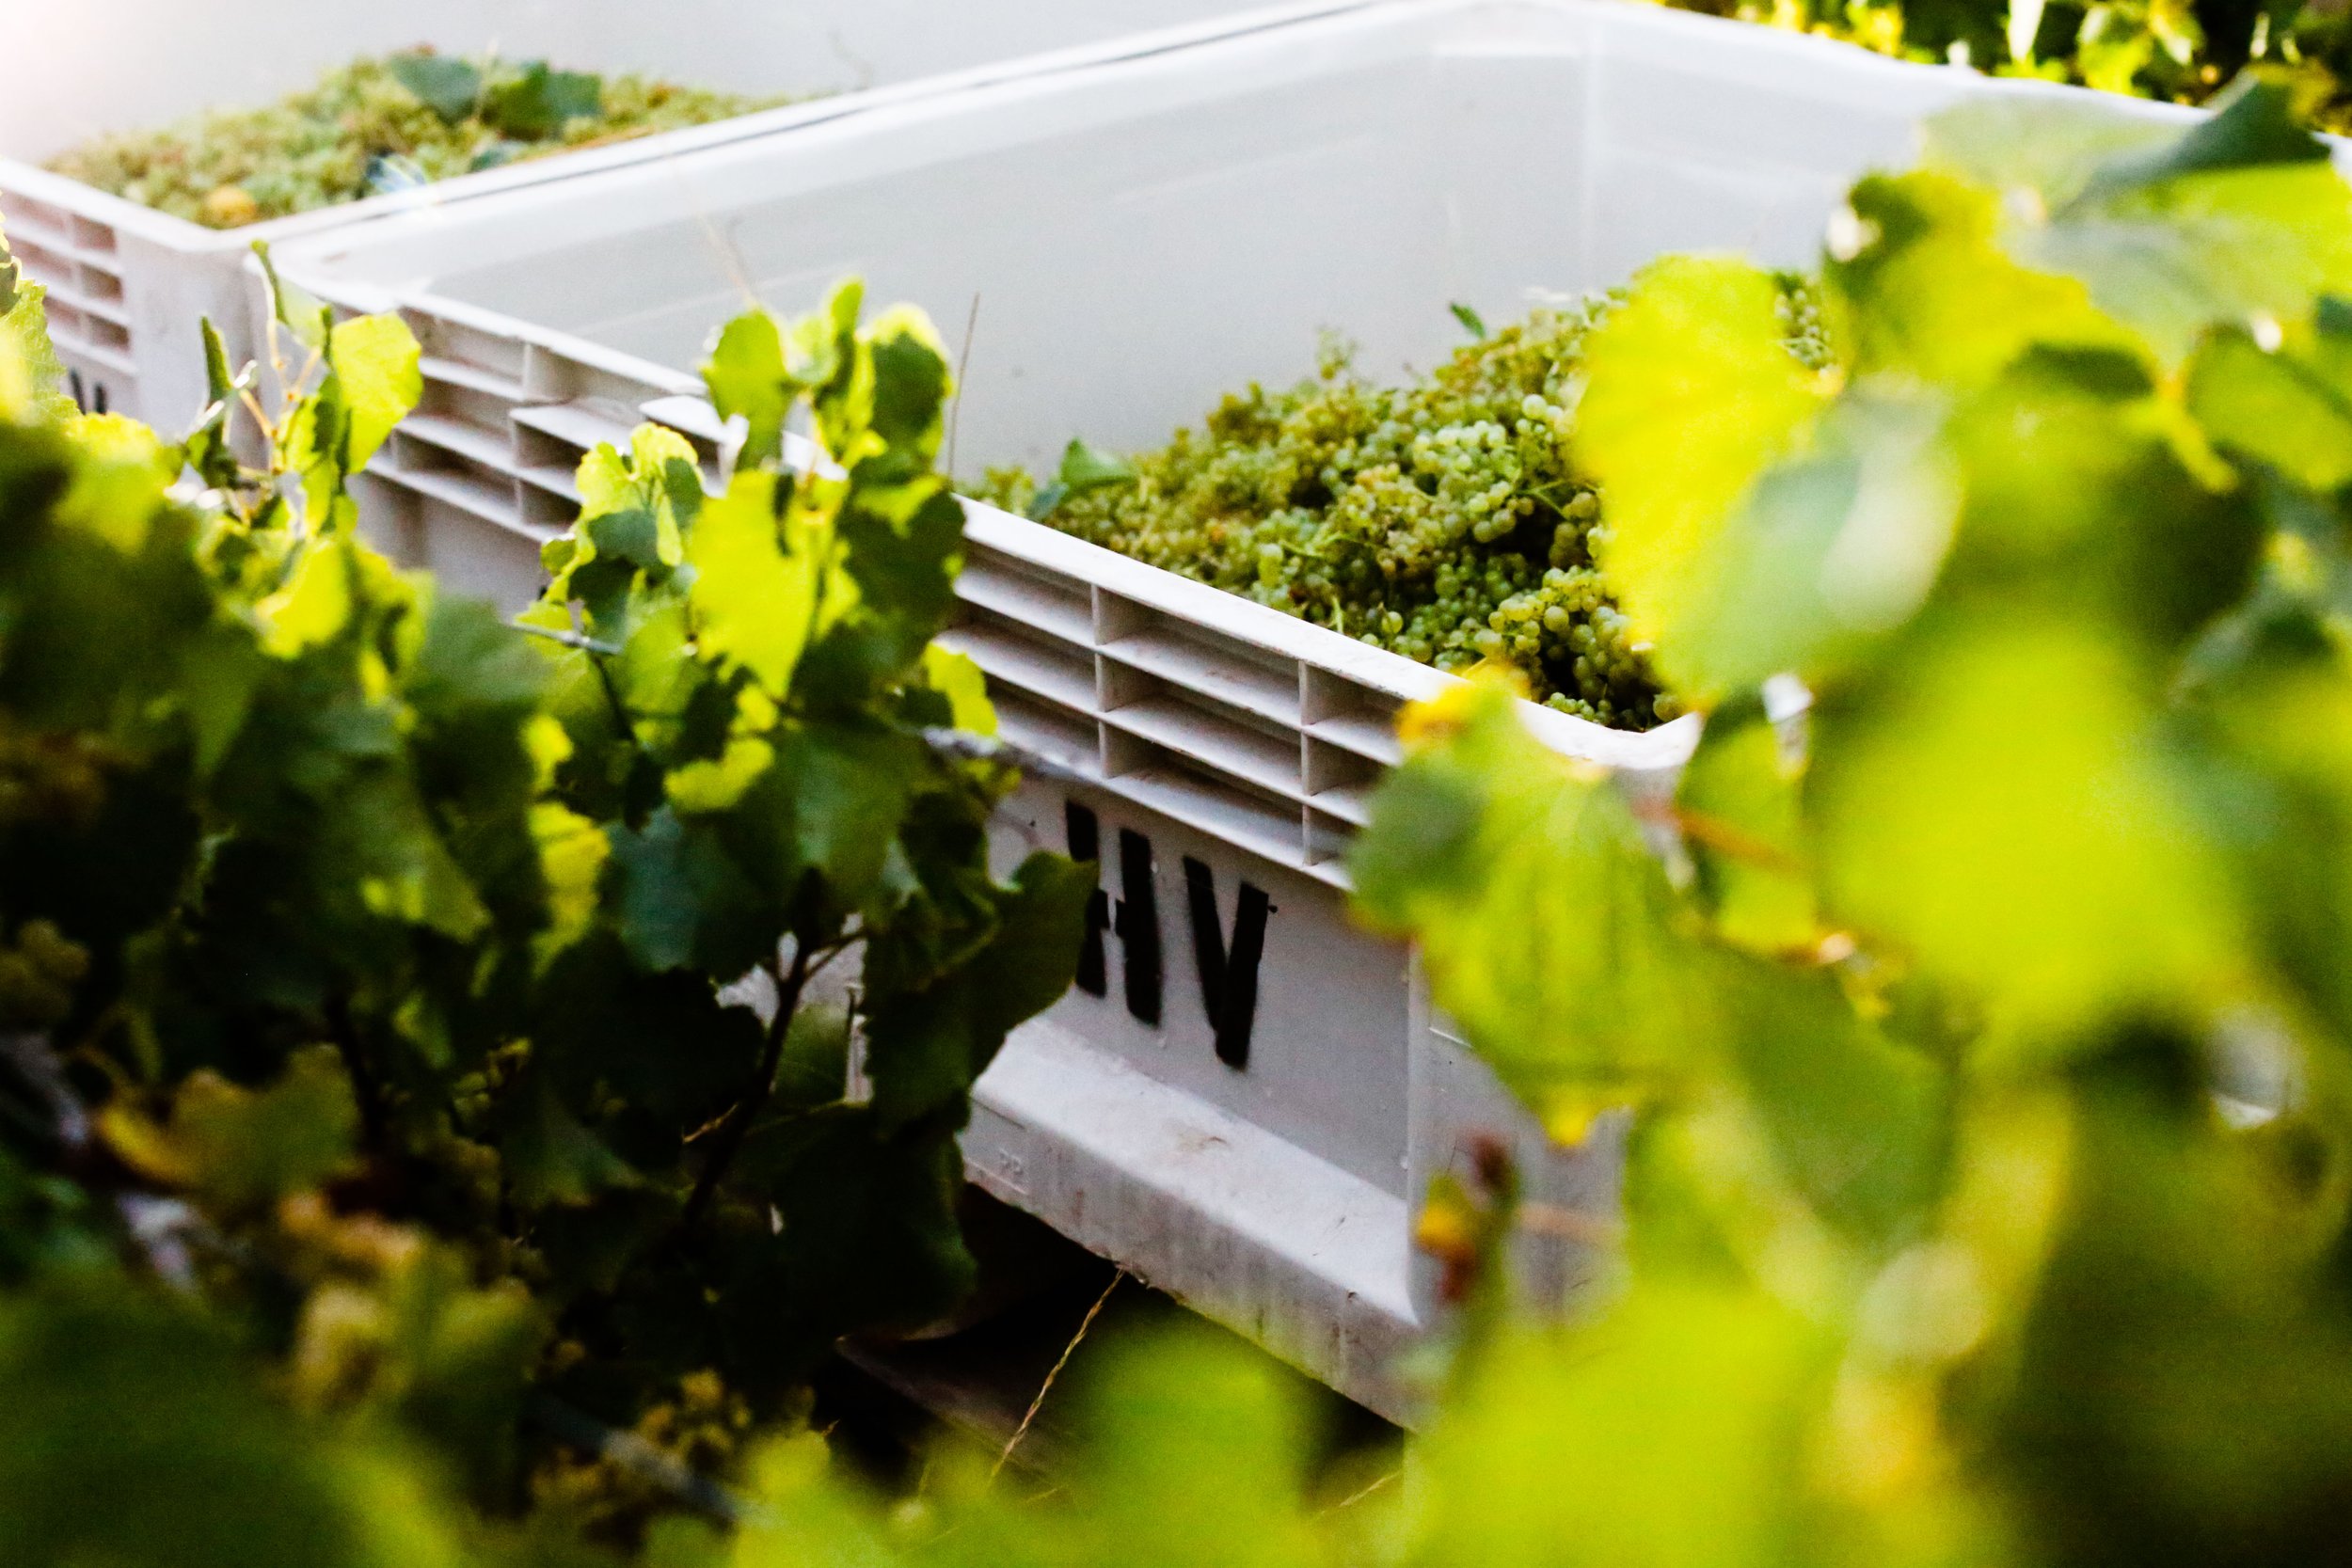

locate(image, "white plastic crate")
[[0, 0, 1334, 433], [262, 0, 2207, 1418]]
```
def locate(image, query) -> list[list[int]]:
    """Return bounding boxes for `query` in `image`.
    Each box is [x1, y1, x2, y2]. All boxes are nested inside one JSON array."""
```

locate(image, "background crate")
[[0, 0, 1339, 434], [264, 0, 2203, 1417]]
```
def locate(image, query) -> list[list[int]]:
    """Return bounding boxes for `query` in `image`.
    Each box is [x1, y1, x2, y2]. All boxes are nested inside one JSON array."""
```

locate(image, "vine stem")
[[992, 1268, 1124, 1481], [676, 941, 813, 1237], [326, 995, 387, 1152], [947, 292, 980, 480]]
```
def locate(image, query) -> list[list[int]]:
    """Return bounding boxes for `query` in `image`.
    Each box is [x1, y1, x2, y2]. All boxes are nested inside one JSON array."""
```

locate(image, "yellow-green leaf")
[[56, 412, 177, 552], [921, 644, 995, 736], [1578, 257, 1831, 700], [2185, 322, 2352, 492], [665, 735, 775, 813], [687, 470, 820, 696], [258, 540, 358, 657], [1815, 612, 2246, 1045], [531, 801, 609, 965], [326, 311, 421, 471]]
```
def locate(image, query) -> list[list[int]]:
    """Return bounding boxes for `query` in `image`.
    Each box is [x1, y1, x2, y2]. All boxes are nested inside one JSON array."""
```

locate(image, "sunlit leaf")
[[919, 644, 995, 736], [1354, 686, 1718, 1120], [326, 312, 421, 473], [2186, 310, 2352, 492], [1813, 612, 2247, 1043], [687, 470, 820, 696], [1677, 692, 1817, 955], [1577, 256, 1832, 701], [1832, 170, 2123, 385], [1416, 1293, 1837, 1568], [1929, 78, 2352, 363], [704, 309, 788, 469]]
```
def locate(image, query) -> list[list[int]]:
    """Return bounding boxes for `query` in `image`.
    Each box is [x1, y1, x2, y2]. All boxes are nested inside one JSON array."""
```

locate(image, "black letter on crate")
[[1115, 829, 1162, 1026], [1063, 800, 1108, 999], [1183, 858, 1270, 1070]]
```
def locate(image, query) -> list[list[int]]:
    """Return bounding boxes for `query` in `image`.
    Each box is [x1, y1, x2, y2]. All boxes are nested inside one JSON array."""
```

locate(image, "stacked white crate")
[[0, 0, 1334, 432], [263, 0, 2204, 1418]]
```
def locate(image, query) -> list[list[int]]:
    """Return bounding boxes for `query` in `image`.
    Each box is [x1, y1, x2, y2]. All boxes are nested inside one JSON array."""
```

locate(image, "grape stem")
[[675, 939, 813, 1238]]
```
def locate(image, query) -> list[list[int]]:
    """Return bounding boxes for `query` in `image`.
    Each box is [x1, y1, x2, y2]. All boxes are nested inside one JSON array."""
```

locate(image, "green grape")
[[48, 55, 793, 229], [985, 301, 1677, 727], [0, 918, 89, 1032], [0, 722, 109, 830]]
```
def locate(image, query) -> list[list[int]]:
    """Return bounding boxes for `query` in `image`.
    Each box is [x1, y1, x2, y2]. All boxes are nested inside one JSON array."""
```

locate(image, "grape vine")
[[0, 222, 1086, 1559]]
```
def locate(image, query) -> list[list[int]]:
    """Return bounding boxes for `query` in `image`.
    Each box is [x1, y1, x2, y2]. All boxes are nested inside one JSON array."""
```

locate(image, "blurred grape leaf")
[[389, 53, 484, 123], [1353, 688, 1718, 1126], [1577, 256, 1834, 701], [1813, 613, 2246, 1044], [1927, 77, 2352, 363]]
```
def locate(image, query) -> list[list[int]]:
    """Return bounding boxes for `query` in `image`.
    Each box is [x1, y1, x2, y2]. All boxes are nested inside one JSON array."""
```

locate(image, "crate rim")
[[0, 0, 1377, 259]]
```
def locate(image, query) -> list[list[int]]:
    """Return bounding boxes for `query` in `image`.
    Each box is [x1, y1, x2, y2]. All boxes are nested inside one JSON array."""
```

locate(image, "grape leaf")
[[1352, 687, 1719, 1128], [326, 311, 422, 474], [687, 471, 821, 696], [1813, 611, 2247, 1044], [0, 233, 75, 424], [389, 53, 485, 123], [704, 309, 788, 469], [919, 644, 995, 736], [485, 62, 603, 140], [1928, 77, 2352, 363], [2185, 307, 2352, 491], [1576, 256, 1831, 703], [1676, 691, 1817, 956]]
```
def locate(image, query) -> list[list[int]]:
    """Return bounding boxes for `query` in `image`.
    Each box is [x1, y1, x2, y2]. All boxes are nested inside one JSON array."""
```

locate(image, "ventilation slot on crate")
[[939, 606, 1097, 714], [82, 313, 129, 354], [68, 215, 117, 254], [416, 368, 528, 444], [515, 401, 632, 487], [1096, 594, 1302, 726], [523, 344, 673, 408], [1306, 739, 1382, 828], [1103, 726, 1304, 868], [989, 689, 1101, 775], [641, 395, 729, 480], [1303, 668, 1406, 766], [956, 546, 1094, 646], [412, 316, 528, 390], [0, 195, 72, 236], [7, 234, 71, 284], [381, 435, 525, 533], [401, 409, 519, 477], [74, 262, 124, 306], [1305, 812, 1356, 879], [1101, 663, 1305, 805]]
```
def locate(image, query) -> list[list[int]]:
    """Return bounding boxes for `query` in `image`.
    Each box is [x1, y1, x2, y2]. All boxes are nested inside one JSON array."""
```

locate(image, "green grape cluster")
[[0, 919, 88, 1032], [987, 304, 1678, 728], [49, 54, 787, 229], [0, 721, 110, 830]]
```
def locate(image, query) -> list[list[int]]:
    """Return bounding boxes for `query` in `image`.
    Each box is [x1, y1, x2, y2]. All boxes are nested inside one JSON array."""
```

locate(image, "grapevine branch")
[[676, 938, 814, 1237]]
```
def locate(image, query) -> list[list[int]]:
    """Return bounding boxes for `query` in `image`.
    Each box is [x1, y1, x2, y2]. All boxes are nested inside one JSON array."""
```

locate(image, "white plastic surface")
[[0, 0, 1347, 432], [263, 0, 2219, 1417], [0, 0, 1317, 161]]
